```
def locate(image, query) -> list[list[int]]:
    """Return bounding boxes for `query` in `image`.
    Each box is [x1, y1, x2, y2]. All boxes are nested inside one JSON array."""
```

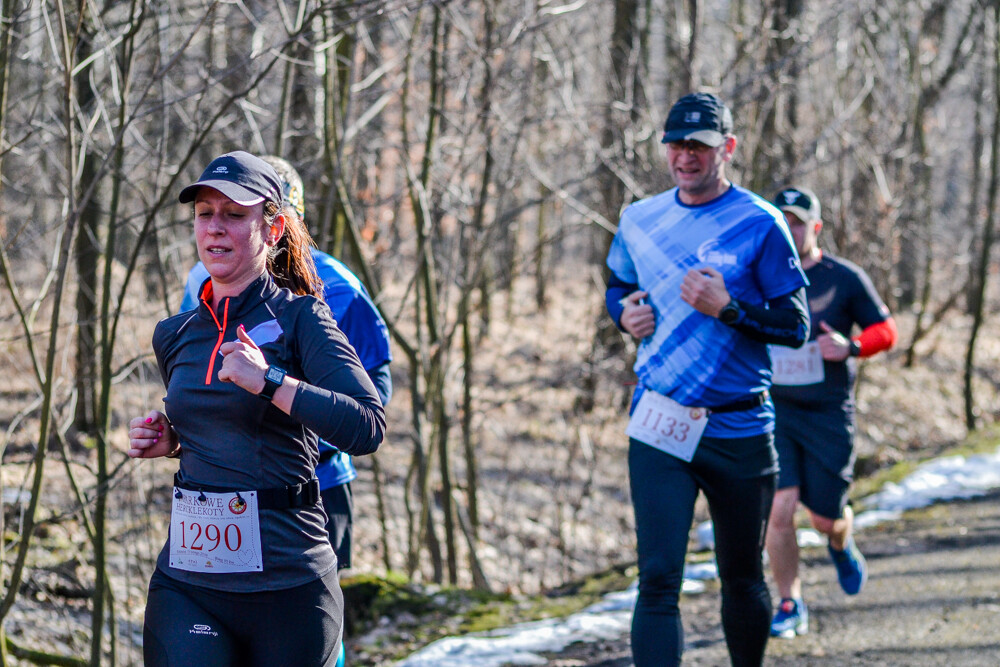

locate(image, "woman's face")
[[194, 187, 273, 295]]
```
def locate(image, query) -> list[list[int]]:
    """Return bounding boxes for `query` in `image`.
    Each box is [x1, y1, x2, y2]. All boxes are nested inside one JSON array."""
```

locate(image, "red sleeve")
[[853, 317, 897, 358]]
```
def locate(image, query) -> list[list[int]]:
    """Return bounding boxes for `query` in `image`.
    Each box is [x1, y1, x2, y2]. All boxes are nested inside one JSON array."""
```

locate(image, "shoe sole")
[[771, 623, 808, 638]]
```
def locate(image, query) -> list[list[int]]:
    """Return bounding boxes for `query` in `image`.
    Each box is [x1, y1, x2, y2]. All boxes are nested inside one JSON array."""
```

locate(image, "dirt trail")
[[546, 490, 1000, 666]]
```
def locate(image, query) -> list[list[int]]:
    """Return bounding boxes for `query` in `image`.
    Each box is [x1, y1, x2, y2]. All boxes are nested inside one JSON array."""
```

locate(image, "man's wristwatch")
[[718, 298, 742, 325], [848, 340, 862, 358], [259, 365, 287, 401]]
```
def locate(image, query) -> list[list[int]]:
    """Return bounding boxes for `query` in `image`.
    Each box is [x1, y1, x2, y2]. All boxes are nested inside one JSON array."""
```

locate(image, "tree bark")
[[964, 4, 999, 431]]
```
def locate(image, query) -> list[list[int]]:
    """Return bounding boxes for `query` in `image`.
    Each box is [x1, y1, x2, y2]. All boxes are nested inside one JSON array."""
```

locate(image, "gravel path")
[[544, 490, 1000, 666]]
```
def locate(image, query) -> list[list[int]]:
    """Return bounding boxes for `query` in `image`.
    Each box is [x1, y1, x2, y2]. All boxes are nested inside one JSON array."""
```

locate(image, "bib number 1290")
[[169, 488, 263, 574], [176, 520, 243, 552]]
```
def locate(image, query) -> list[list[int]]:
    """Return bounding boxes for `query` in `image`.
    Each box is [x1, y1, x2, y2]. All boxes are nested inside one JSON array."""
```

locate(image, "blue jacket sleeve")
[[606, 272, 638, 331], [286, 299, 386, 456], [179, 262, 210, 313], [367, 362, 393, 406]]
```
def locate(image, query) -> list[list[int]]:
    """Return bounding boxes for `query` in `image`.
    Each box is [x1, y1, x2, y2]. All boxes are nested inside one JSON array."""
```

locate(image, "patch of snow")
[[396, 446, 1000, 665], [859, 450, 1000, 514], [396, 591, 633, 667]]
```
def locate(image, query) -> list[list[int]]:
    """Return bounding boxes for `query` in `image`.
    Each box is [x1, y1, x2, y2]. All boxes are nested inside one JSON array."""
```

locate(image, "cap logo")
[[783, 192, 799, 204], [684, 111, 701, 123], [213, 166, 229, 174]]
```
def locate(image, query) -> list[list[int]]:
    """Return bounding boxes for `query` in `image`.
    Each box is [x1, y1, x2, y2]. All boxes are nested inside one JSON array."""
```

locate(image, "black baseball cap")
[[662, 93, 734, 147], [179, 151, 283, 207], [774, 186, 821, 222]]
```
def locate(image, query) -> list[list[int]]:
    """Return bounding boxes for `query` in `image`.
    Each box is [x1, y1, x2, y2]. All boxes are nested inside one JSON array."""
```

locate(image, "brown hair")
[[264, 200, 322, 297]]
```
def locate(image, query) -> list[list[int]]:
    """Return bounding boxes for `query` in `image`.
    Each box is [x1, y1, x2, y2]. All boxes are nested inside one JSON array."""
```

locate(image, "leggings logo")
[[190, 624, 219, 637]]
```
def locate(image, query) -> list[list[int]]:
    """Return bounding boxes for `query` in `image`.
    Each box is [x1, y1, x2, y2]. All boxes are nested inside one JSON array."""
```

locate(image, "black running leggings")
[[143, 567, 343, 667], [629, 435, 776, 667]]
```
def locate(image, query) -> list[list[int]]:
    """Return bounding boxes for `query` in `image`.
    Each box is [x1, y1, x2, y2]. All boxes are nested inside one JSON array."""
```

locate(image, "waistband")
[[173, 473, 320, 510], [708, 391, 769, 414]]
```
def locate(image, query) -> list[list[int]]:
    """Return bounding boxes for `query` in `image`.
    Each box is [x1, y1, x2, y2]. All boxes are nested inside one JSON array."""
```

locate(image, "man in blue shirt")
[[605, 93, 810, 667], [180, 156, 391, 667]]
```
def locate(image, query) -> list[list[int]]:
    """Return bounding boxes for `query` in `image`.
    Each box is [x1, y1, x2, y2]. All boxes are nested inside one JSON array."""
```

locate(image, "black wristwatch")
[[718, 298, 742, 325], [259, 365, 287, 401], [848, 340, 862, 358]]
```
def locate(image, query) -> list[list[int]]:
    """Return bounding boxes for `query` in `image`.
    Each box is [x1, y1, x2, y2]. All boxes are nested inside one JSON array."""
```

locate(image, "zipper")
[[204, 297, 230, 385]]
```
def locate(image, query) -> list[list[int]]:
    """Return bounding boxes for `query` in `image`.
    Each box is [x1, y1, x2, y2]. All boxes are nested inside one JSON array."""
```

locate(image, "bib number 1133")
[[626, 390, 708, 462]]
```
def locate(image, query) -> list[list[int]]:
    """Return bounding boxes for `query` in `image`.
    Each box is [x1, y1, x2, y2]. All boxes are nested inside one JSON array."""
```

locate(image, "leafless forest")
[[2, 0, 999, 664]]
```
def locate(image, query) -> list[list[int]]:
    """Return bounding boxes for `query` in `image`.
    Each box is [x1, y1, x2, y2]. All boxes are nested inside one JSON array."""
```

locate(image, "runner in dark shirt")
[[128, 151, 385, 666], [179, 156, 392, 667], [765, 186, 897, 638]]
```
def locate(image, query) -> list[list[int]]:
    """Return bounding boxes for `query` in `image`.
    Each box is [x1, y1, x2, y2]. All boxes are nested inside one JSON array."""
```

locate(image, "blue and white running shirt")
[[607, 185, 807, 438]]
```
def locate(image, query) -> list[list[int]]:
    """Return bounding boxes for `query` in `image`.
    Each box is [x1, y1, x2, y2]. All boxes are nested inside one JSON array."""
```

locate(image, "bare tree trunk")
[[0, 0, 80, 636], [371, 454, 393, 572], [665, 0, 700, 97], [273, 0, 309, 157], [71, 0, 103, 442], [903, 3, 979, 359], [460, 315, 478, 538], [456, 0, 500, 577], [964, 4, 1000, 431], [966, 23, 988, 315], [0, 0, 14, 659], [398, 4, 446, 582], [897, 1, 976, 309], [317, 6, 357, 262], [534, 189, 550, 310], [750, 0, 802, 195], [589, 0, 640, 410], [434, 370, 456, 584], [684, 0, 700, 93], [598, 0, 638, 230]]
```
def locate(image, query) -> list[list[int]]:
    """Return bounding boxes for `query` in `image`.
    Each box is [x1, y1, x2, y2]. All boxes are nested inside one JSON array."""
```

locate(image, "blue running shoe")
[[770, 598, 808, 638], [829, 536, 868, 595]]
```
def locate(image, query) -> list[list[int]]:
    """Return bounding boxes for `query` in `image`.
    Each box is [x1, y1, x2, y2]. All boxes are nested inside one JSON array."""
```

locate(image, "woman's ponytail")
[[264, 200, 322, 298]]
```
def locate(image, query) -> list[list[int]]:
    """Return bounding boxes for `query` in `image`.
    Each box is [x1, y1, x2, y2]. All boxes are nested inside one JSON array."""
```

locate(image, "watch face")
[[265, 366, 285, 383], [720, 303, 738, 324]]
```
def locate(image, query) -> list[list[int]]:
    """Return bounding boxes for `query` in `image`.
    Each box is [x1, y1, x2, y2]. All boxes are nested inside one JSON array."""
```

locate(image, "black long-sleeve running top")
[[153, 273, 385, 592]]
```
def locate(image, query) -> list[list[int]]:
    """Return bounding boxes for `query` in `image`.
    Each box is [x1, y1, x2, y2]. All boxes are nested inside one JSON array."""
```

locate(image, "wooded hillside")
[[2, 1, 998, 664]]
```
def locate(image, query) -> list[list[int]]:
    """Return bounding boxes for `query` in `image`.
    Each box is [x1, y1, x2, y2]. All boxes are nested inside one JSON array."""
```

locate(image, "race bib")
[[770, 341, 825, 386], [626, 390, 708, 462], [169, 488, 263, 573]]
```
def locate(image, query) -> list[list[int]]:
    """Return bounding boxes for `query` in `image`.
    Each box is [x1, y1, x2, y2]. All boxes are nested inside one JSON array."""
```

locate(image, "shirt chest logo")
[[696, 239, 737, 266], [215, 319, 284, 358]]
